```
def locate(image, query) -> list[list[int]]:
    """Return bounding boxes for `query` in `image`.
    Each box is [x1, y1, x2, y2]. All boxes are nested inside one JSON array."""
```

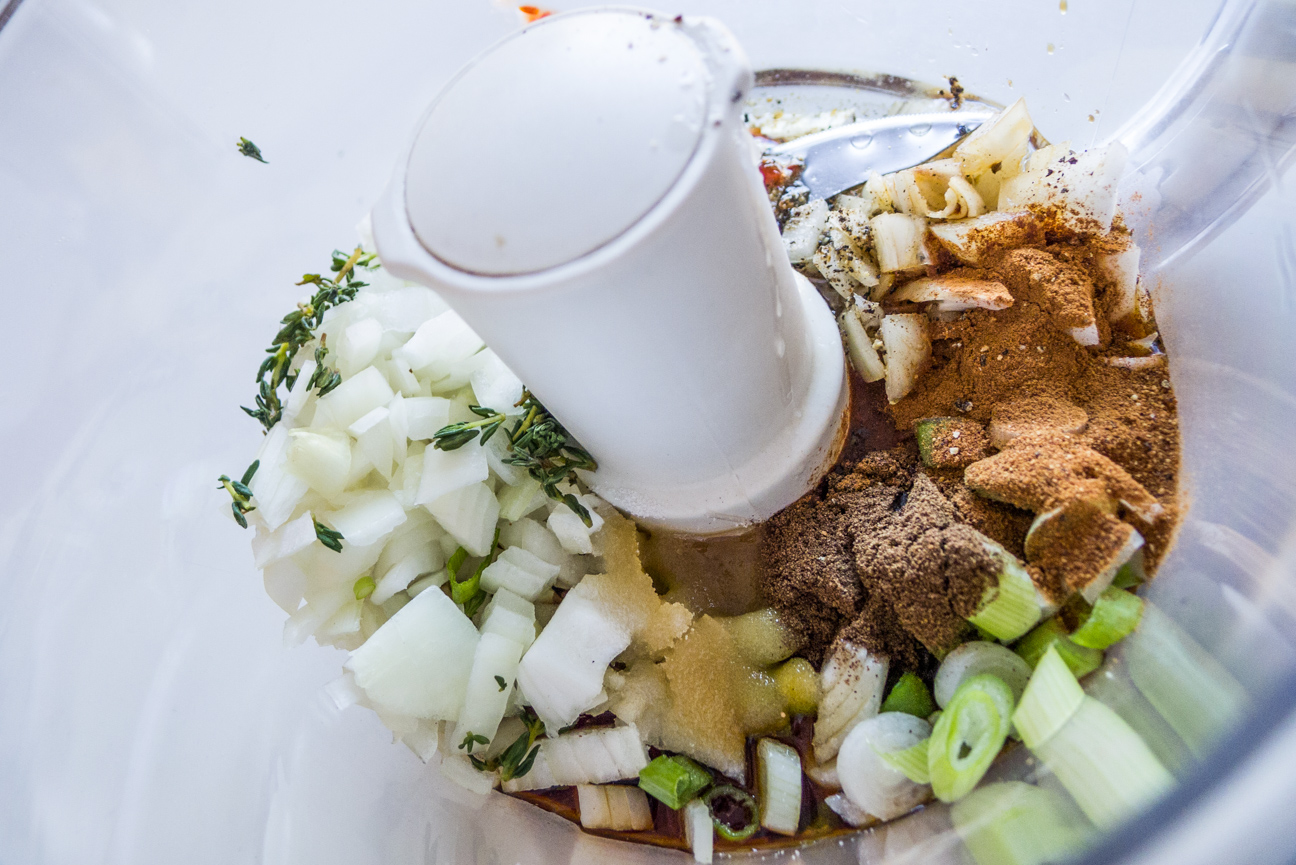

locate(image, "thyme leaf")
[[314, 518, 345, 553], [237, 137, 268, 163]]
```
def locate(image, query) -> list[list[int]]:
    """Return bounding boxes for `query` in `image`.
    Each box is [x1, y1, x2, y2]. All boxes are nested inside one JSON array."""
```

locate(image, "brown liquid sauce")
[[507, 371, 901, 850]]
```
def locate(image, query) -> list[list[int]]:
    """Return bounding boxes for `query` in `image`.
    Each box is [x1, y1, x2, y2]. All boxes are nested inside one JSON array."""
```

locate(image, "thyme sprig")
[[241, 247, 376, 432], [432, 390, 598, 526], [468, 708, 546, 781], [218, 460, 260, 528]]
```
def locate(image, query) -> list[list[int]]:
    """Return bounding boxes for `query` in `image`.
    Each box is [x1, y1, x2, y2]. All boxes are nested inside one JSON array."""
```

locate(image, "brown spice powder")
[[760, 208, 1183, 671]]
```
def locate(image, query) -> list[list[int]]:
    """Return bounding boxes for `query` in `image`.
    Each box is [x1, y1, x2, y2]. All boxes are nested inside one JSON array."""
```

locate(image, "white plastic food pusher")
[[372, 8, 847, 534]]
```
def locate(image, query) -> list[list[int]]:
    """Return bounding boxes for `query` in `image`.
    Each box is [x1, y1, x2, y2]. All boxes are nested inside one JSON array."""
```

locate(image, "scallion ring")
[[703, 785, 759, 841], [928, 674, 1015, 803]]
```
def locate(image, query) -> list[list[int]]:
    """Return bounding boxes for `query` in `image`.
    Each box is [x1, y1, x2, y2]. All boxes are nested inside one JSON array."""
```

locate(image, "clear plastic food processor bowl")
[[2, 0, 1295, 863]]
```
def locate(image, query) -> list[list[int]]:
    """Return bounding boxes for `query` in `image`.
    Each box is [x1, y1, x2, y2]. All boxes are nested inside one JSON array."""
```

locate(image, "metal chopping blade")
[[770, 109, 998, 199]]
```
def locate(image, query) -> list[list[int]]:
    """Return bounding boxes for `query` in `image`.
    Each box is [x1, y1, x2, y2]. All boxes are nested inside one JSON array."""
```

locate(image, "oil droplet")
[[1060, 0, 1068, 12], [1047, 42, 1055, 55], [850, 133, 873, 149], [909, 122, 932, 136], [775, 337, 786, 358]]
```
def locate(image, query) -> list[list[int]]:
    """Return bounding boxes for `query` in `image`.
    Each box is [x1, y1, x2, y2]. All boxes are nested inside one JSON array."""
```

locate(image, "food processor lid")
[[404, 8, 709, 276]]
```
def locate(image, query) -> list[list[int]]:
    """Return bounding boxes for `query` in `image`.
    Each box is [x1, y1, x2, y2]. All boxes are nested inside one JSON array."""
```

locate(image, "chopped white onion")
[[281, 359, 318, 426], [1099, 244, 1141, 322], [345, 585, 479, 721], [577, 784, 653, 831], [482, 588, 537, 649], [929, 210, 1041, 265], [684, 798, 714, 863], [541, 724, 648, 785], [954, 97, 1034, 177], [339, 317, 383, 377], [813, 641, 889, 763], [469, 349, 526, 415], [424, 482, 500, 557], [324, 670, 367, 711], [371, 513, 445, 603], [548, 507, 595, 555], [517, 585, 632, 731], [825, 792, 872, 827], [283, 582, 353, 648], [439, 753, 497, 796], [758, 738, 803, 835], [347, 406, 395, 480], [324, 489, 407, 549], [286, 429, 352, 499], [879, 314, 931, 403], [313, 366, 395, 431], [453, 632, 526, 752], [498, 476, 545, 522], [263, 557, 309, 615], [840, 307, 886, 383], [394, 310, 485, 380], [399, 719, 443, 763], [499, 517, 572, 572], [252, 511, 318, 568], [480, 546, 561, 601], [292, 536, 384, 597], [248, 423, 309, 530], [484, 431, 526, 487], [367, 285, 448, 332], [416, 443, 489, 505], [782, 199, 829, 263], [870, 212, 926, 272]]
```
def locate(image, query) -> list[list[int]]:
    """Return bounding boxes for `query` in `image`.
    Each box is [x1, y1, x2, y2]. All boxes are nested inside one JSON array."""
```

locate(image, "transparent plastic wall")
[[0, 1, 1294, 864]]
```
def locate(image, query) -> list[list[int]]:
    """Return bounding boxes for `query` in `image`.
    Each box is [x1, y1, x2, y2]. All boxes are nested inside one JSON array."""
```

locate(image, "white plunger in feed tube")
[[372, 8, 847, 534]]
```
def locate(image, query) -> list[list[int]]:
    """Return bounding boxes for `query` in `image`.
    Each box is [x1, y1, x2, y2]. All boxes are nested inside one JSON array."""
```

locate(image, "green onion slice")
[[353, 575, 376, 601], [1112, 551, 1147, 589], [1013, 618, 1104, 678], [881, 672, 936, 718], [951, 781, 1091, 865], [447, 546, 469, 577], [968, 541, 1043, 642], [878, 737, 931, 784], [928, 674, 1015, 803], [1011, 645, 1085, 749], [638, 755, 712, 810], [1070, 587, 1143, 649], [1033, 696, 1174, 829], [450, 568, 481, 605], [703, 785, 759, 841]]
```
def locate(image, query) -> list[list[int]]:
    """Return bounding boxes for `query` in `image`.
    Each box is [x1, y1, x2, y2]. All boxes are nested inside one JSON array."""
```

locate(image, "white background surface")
[[2, 1, 1293, 864]]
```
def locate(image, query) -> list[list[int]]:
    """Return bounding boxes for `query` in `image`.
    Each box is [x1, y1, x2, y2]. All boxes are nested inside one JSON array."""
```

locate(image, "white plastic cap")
[[407, 11, 709, 275], [375, 8, 847, 533]]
